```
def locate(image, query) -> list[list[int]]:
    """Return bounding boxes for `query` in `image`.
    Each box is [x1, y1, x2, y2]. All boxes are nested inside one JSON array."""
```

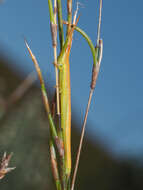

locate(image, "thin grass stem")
[[75, 26, 96, 65], [71, 89, 94, 190], [24, 40, 64, 158], [48, 0, 60, 122], [48, 0, 54, 23], [63, 22, 96, 66], [57, 0, 64, 48], [50, 140, 62, 190], [71, 1, 103, 189], [66, 0, 72, 35], [97, 0, 102, 45]]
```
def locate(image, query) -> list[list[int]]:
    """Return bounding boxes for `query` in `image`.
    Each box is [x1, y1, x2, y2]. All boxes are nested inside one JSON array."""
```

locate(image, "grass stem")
[[71, 1, 103, 189], [24, 40, 64, 158], [57, 0, 64, 48], [71, 89, 94, 190], [66, 0, 72, 35]]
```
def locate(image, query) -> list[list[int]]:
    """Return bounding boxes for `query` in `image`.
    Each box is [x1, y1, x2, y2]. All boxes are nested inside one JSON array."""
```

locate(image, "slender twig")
[[71, 1, 103, 190]]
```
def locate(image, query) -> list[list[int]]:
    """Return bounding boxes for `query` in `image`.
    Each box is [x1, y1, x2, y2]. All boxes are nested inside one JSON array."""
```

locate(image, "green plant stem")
[[48, 0, 55, 23], [52, 1, 66, 189], [48, 0, 61, 120], [24, 40, 64, 158], [71, 1, 103, 189], [63, 22, 97, 66], [58, 17, 79, 63], [57, 0, 64, 48], [75, 26, 97, 66]]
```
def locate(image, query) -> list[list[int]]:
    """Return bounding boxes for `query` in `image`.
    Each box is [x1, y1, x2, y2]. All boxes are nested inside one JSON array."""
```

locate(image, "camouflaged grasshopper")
[[25, 1, 103, 190]]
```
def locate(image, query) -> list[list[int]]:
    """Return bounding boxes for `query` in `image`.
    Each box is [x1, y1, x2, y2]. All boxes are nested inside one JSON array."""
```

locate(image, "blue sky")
[[0, 0, 143, 159]]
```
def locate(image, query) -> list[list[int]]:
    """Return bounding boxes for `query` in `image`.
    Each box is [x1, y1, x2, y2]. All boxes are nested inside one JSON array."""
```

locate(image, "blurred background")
[[0, 0, 143, 189]]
